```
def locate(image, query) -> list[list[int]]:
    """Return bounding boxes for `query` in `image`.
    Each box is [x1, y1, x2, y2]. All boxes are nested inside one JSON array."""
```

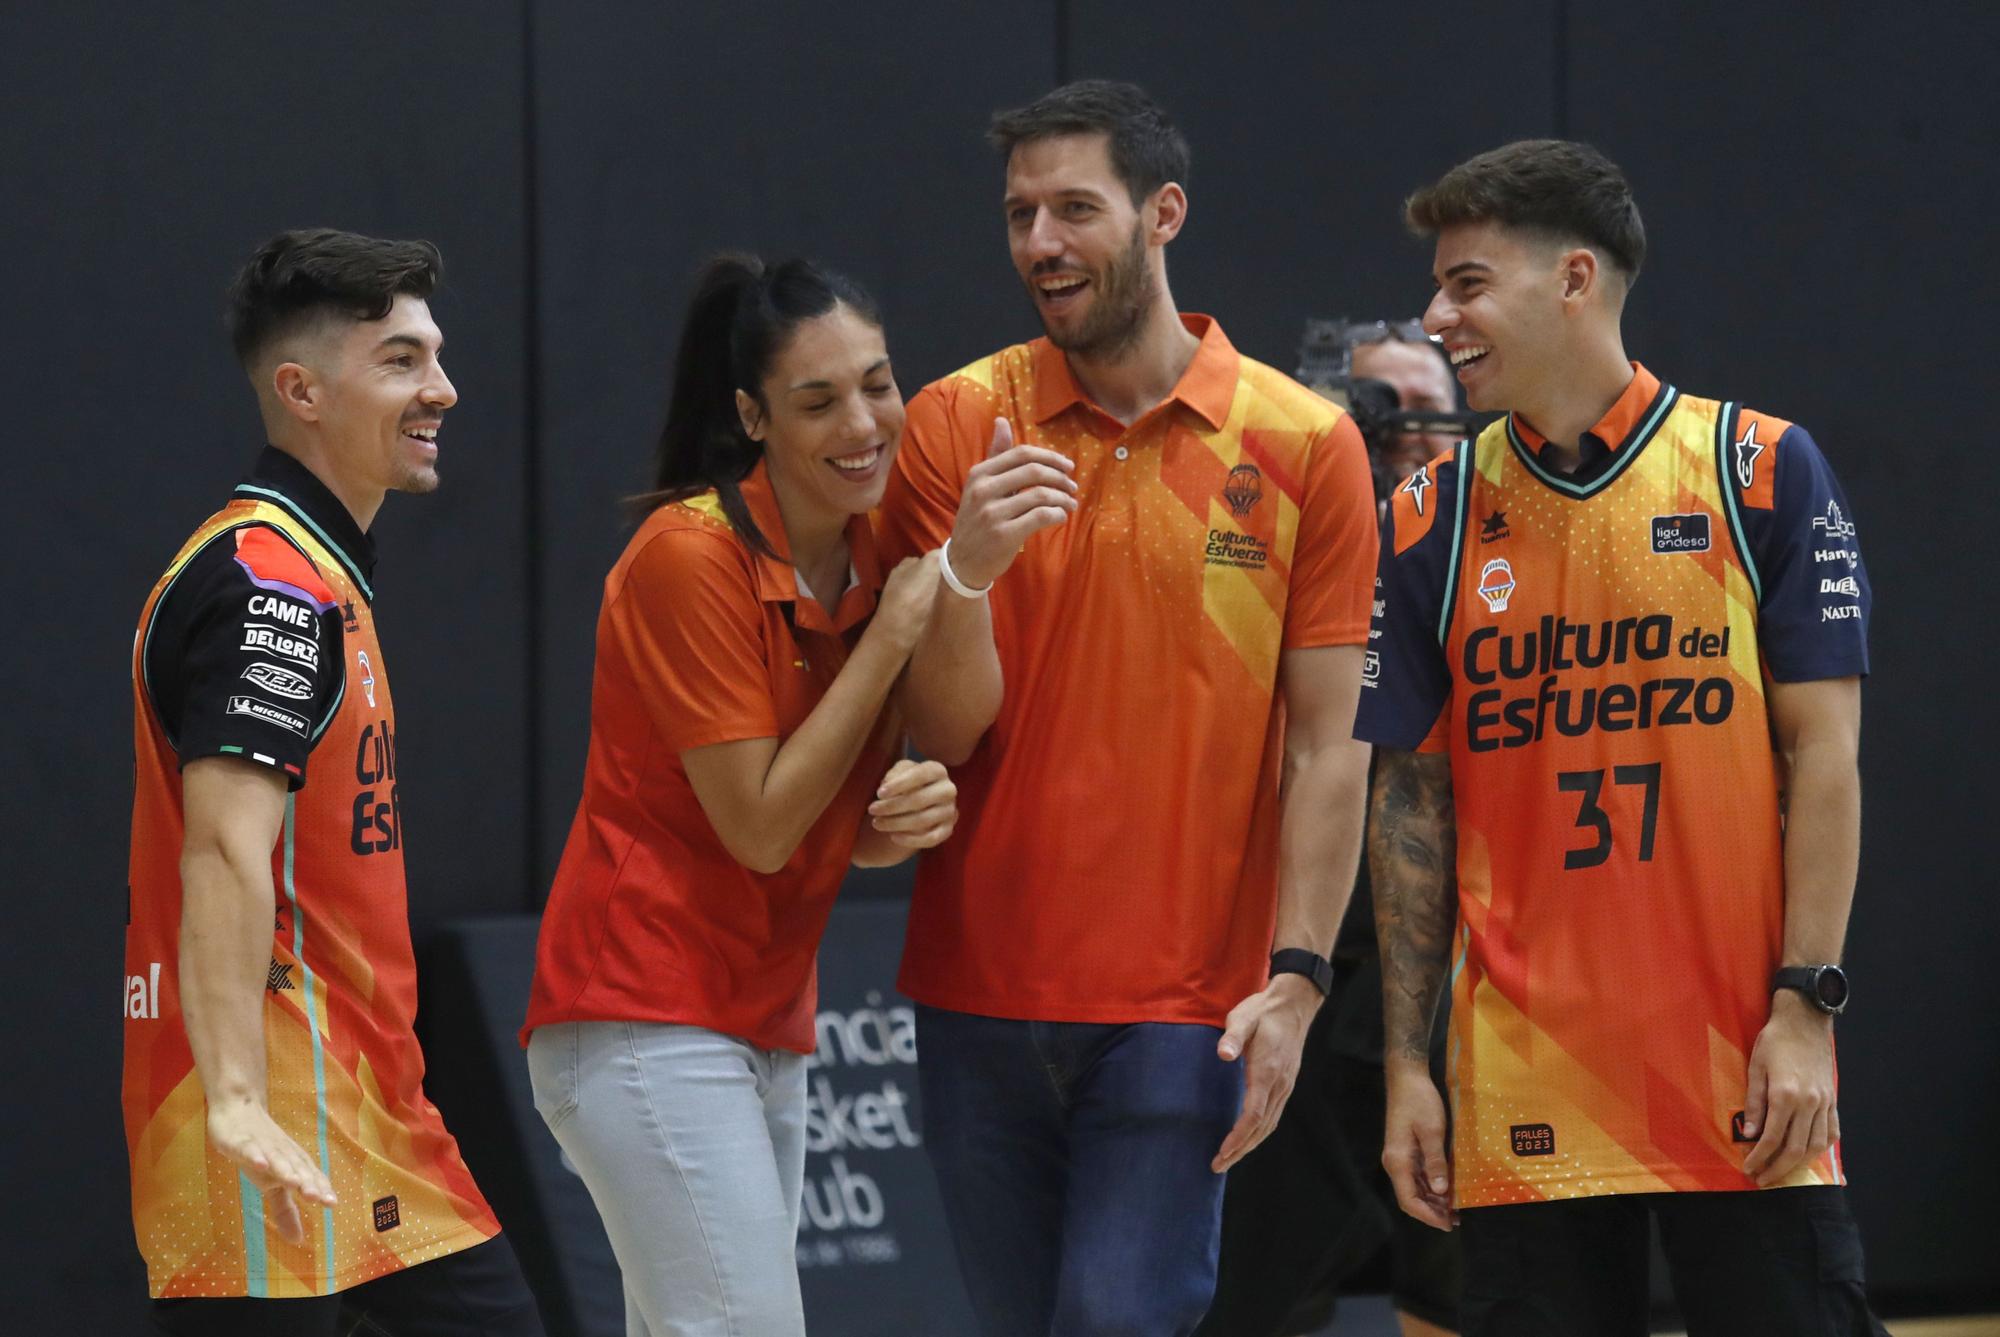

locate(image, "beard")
[[1035, 218, 1156, 360]]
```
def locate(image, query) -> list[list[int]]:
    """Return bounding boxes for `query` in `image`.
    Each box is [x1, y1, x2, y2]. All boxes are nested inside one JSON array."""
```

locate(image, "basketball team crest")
[[1477, 558, 1517, 613], [1221, 463, 1262, 518]]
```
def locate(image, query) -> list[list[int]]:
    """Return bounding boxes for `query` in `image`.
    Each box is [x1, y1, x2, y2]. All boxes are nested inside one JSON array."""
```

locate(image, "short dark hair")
[[987, 80, 1190, 204], [1405, 139, 1646, 280], [226, 228, 442, 369]]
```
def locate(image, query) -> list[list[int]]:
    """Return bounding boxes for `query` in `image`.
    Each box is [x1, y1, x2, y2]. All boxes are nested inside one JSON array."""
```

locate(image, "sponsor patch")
[[1510, 1122, 1555, 1156], [226, 695, 308, 736], [241, 623, 318, 669], [1812, 501, 1856, 539], [242, 661, 313, 701], [1362, 649, 1381, 687], [1650, 513, 1712, 554], [357, 649, 378, 708], [246, 593, 314, 629], [1477, 558, 1517, 614], [373, 1195, 401, 1232], [1220, 463, 1262, 518], [1480, 511, 1510, 543], [1820, 575, 1862, 597], [1822, 605, 1861, 622], [1730, 1110, 1757, 1144], [1815, 548, 1857, 566]]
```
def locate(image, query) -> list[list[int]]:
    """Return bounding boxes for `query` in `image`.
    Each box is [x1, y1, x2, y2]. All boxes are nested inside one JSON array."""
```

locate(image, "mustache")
[[1029, 259, 1088, 278]]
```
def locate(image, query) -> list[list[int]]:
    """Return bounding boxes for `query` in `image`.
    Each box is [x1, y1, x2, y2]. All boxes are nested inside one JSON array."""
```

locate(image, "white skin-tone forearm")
[[179, 755, 338, 1245], [1211, 643, 1372, 1172], [897, 418, 1077, 765], [900, 585, 1003, 766], [1742, 675, 1862, 1185], [1370, 746, 1460, 1230], [682, 553, 942, 875]]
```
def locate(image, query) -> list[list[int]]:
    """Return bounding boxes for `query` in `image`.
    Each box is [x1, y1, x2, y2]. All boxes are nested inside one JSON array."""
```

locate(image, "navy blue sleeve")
[[1353, 454, 1459, 749], [1736, 424, 1871, 681]]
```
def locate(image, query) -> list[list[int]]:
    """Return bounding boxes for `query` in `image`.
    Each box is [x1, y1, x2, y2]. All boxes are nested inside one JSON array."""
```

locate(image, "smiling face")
[[1421, 221, 1576, 414], [737, 302, 904, 528], [1351, 338, 1459, 484], [1003, 132, 1165, 359], [291, 294, 456, 495]]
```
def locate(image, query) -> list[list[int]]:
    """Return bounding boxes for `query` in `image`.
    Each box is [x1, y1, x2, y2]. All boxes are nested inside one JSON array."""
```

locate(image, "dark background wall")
[[3, 3, 1991, 1330]]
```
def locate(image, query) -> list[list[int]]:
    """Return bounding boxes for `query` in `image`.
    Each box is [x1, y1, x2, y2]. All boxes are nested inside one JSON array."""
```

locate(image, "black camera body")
[[1294, 317, 1496, 501]]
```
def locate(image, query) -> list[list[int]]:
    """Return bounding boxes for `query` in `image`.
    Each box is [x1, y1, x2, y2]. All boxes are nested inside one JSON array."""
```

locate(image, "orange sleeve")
[[607, 529, 779, 753], [1284, 413, 1381, 648], [876, 380, 970, 565]]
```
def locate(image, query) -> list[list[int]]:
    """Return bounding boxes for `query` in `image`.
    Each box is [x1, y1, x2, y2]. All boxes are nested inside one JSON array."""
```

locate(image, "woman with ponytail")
[[522, 255, 954, 1336]]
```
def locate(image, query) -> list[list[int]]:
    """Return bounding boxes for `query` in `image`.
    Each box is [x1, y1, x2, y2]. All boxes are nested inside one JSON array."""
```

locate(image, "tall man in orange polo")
[[876, 81, 1379, 1336]]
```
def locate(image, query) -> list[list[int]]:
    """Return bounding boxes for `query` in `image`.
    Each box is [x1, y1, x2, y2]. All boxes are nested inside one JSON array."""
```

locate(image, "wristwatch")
[[1771, 964, 1849, 1016], [1270, 948, 1335, 998]]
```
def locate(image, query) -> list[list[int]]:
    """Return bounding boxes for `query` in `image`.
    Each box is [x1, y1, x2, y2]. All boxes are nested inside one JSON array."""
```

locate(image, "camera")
[[1294, 317, 1497, 500]]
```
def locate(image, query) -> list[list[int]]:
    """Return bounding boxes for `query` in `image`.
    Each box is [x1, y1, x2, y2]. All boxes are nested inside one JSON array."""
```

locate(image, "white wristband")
[[938, 539, 993, 599]]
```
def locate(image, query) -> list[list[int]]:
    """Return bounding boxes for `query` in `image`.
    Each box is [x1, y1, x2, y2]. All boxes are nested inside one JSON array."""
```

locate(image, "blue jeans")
[[917, 1006, 1244, 1337]]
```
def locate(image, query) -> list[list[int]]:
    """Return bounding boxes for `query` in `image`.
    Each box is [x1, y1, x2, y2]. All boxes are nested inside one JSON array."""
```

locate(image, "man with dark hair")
[[876, 81, 1380, 1335], [124, 228, 543, 1335], [1349, 324, 1461, 496], [1358, 140, 1886, 1335]]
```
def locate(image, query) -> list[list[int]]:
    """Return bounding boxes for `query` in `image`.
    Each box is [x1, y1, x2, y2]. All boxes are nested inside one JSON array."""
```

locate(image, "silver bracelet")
[[938, 539, 993, 599]]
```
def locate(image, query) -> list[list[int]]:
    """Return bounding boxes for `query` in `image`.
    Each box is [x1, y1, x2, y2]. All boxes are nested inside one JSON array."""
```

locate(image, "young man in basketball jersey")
[[1356, 141, 1887, 1335], [124, 230, 543, 1335]]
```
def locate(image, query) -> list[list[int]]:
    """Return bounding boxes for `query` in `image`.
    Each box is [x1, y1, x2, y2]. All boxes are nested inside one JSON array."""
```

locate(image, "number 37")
[[1557, 763, 1661, 869]]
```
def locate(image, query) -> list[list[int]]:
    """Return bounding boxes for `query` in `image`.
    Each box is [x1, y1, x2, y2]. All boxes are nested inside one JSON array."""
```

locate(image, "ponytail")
[[634, 252, 883, 560]]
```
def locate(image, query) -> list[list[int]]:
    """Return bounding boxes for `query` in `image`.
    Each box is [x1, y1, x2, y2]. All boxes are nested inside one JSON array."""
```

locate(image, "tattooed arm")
[[1371, 745, 1459, 1230]]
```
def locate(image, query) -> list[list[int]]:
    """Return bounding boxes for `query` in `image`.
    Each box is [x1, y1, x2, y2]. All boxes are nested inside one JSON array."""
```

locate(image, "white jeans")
[[527, 1021, 809, 1337]]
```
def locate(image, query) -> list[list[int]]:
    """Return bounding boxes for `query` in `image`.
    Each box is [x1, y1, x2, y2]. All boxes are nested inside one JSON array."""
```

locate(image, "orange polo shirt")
[[877, 315, 1378, 1025], [523, 461, 897, 1054]]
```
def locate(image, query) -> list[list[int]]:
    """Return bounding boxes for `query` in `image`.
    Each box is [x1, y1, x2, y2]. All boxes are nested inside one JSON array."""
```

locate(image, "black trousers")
[[150, 1234, 545, 1337], [1199, 956, 1462, 1337], [1459, 1187, 1888, 1337]]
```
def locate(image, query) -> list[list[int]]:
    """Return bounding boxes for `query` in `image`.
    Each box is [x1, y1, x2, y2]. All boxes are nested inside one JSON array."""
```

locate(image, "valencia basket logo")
[[1221, 463, 1263, 518]]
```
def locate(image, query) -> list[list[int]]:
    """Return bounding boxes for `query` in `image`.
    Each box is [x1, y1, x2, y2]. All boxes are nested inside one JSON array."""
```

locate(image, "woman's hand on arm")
[[852, 758, 958, 867], [681, 553, 941, 874]]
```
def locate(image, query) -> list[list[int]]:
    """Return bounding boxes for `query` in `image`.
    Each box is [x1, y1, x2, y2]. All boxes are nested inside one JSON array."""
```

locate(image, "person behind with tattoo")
[[1356, 141, 1887, 1336]]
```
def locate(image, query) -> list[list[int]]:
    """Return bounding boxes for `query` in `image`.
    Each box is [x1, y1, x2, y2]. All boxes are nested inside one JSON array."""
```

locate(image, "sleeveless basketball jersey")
[[125, 490, 497, 1298], [1358, 367, 1870, 1207]]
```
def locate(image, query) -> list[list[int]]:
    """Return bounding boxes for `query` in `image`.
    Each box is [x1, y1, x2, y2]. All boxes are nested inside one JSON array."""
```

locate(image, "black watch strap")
[[1772, 964, 1849, 1015], [1270, 948, 1334, 998]]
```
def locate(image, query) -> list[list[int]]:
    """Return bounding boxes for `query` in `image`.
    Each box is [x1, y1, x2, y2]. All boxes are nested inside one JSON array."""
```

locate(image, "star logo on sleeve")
[[1399, 465, 1434, 517], [1733, 422, 1766, 490]]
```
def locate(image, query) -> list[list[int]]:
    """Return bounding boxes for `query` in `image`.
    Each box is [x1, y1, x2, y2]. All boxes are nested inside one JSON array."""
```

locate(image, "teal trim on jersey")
[[237, 1170, 269, 1296], [1506, 385, 1680, 499], [1435, 440, 1473, 646], [1445, 921, 1471, 1104], [1713, 401, 1764, 605], [283, 795, 337, 1290], [234, 483, 373, 601]]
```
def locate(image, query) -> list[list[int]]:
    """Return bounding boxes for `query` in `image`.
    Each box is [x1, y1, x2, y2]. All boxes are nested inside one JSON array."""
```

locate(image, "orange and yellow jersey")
[[124, 447, 498, 1298], [877, 315, 1379, 1025], [1355, 365, 1871, 1207]]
